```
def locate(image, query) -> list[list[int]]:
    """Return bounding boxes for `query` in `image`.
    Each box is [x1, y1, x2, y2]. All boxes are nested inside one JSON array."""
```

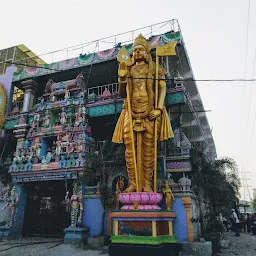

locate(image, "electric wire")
[[5, 60, 256, 83]]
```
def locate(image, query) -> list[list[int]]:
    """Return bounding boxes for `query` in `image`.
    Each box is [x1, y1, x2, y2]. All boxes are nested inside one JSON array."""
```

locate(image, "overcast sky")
[[1, 0, 255, 200]]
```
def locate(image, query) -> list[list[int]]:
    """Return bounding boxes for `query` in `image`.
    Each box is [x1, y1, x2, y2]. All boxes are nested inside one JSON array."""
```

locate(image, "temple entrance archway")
[[23, 180, 73, 237]]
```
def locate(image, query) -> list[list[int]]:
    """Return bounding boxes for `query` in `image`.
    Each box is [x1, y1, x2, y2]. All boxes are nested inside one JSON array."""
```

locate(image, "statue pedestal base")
[[109, 210, 179, 255], [64, 227, 89, 247], [118, 192, 163, 211]]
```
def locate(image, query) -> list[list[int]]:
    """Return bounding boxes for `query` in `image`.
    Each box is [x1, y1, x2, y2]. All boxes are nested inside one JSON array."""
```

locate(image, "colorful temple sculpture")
[[0, 20, 216, 254]]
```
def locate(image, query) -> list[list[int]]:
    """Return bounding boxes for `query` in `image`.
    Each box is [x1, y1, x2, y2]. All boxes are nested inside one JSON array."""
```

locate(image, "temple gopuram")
[[0, 20, 216, 255]]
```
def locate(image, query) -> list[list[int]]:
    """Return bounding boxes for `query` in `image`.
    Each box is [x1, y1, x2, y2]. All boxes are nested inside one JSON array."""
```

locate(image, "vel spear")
[[154, 41, 177, 192]]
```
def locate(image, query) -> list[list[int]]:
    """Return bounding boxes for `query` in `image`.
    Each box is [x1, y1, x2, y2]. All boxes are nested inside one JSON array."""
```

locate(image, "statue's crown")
[[133, 34, 151, 53]]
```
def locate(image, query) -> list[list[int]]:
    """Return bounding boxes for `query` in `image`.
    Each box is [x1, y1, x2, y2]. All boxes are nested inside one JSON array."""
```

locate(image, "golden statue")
[[0, 83, 7, 130], [163, 181, 174, 211], [112, 34, 174, 192]]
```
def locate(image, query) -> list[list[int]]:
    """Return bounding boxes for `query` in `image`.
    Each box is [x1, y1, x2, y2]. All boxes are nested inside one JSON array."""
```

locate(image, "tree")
[[191, 149, 241, 233], [252, 199, 256, 211]]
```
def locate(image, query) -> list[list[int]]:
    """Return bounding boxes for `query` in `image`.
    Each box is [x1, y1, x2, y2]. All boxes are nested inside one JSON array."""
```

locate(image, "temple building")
[[0, 20, 216, 243]]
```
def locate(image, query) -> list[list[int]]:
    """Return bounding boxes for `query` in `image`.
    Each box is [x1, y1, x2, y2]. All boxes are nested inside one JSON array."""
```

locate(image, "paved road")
[[0, 237, 108, 256], [1, 232, 256, 256], [221, 231, 256, 256]]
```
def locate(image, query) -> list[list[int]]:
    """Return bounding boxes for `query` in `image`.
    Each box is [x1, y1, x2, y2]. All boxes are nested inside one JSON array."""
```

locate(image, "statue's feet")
[[143, 185, 153, 192], [124, 185, 136, 192]]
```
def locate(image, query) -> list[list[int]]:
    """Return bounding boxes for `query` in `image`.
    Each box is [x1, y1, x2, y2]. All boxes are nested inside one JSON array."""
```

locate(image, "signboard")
[[12, 171, 77, 183]]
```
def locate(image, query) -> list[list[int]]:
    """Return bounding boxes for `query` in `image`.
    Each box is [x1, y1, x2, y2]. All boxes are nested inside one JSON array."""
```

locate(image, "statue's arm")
[[157, 74, 167, 110], [117, 62, 129, 98], [118, 78, 127, 98]]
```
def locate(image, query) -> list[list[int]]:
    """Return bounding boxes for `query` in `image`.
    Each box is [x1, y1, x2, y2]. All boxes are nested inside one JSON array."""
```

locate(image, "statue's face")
[[133, 45, 146, 62]]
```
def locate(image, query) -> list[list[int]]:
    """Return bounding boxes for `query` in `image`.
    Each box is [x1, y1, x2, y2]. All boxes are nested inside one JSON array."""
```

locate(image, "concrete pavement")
[[0, 237, 108, 256], [221, 231, 256, 256]]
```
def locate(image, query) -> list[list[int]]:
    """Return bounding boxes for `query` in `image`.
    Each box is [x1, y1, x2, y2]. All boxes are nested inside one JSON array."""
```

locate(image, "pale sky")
[[1, 0, 255, 199]]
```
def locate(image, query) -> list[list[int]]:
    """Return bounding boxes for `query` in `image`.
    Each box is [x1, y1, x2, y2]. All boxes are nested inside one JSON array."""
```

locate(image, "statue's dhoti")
[[112, 107, 173, 191]]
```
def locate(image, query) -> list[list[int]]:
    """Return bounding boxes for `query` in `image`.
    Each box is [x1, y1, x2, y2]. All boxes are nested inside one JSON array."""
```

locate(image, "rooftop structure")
[[0, 44, 46, 75]]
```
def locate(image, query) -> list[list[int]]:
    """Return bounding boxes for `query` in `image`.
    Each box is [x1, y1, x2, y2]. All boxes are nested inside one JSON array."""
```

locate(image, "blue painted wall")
[[8, 184, 27, 238], [172, 197, 188, 242], [82, 197, 103, 237]]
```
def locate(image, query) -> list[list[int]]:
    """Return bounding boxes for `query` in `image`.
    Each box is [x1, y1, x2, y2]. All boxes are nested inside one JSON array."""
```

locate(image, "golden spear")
[[154, 41, 177, 192]]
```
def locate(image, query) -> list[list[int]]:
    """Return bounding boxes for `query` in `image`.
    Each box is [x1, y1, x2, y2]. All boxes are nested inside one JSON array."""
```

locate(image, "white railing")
[[8, 20, 180, 65], [87, 83, 119, 100]]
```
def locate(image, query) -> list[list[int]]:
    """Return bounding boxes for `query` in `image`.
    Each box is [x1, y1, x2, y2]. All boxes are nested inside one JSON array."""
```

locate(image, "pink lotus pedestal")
[[118, 192, 163, 211]]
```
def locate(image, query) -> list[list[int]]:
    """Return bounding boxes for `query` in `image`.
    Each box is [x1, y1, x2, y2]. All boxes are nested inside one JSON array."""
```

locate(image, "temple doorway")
[[23, 180, 73, 237]]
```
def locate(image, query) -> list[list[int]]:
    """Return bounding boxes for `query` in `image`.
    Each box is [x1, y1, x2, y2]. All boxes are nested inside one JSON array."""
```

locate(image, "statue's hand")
[[118, 62, 128, 78], [149, 109, 161, 120]]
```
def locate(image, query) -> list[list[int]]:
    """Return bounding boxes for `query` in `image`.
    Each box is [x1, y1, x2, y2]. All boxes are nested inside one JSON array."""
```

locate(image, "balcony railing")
[[8, 80, 185, 119], [87, 83, 119, 103]]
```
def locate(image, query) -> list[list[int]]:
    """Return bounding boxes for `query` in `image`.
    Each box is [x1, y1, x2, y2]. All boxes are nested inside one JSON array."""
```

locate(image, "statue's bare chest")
[[131, 64, 148, 90]]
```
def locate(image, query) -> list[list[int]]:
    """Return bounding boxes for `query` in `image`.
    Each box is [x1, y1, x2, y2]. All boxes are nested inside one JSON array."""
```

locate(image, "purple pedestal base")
[[118, 192, 162, 211]]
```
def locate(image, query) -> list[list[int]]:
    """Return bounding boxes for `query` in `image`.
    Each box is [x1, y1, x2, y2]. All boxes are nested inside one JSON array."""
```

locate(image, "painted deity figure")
[[112, 34, 173, 192], [59, 107, 67, 125], [45, 79, 53, 94], [25, 158, 33, 171], [64, 191, 71, 212], [55, 137, 62, 156], [45, 151, 52, 164], [70, 183, 83, 227], [75, 111, 83, 127], [67, 142, 75, 154], [64, 87, 70, 100], [32, 138, 41, 158], [162, 181, 174, 211], [24, 139, 31, 149], [58, 156, 67, 168], [50, 92, 55, 102], [41, 156, 47, 166], [38, 97, 45, 111], [76, 141, 83, 154], [43, 110, 51, 127], [6, 187, 19, 226], [9, 152, 18, 172], [76, 152, 84, 167], [79, 105, 87, 123]]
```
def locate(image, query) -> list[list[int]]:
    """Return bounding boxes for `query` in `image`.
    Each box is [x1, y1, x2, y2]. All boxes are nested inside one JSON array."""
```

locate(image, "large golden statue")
[[0, 83, 7, 130], [112, 34, 174, 192]]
